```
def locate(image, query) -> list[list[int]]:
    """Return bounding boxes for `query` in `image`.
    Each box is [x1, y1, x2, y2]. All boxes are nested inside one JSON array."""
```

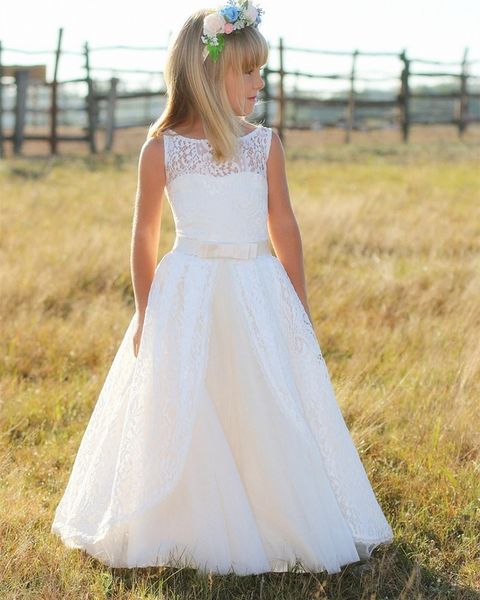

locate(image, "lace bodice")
[[163, 125, 273, 243]]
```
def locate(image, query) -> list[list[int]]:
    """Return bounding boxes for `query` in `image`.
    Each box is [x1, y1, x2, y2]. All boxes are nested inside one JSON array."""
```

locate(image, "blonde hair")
[[146, 9, 268, 162]]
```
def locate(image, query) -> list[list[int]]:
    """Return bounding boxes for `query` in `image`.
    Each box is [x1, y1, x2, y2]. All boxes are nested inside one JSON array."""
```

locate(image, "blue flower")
[[220, 5, 239, 23]]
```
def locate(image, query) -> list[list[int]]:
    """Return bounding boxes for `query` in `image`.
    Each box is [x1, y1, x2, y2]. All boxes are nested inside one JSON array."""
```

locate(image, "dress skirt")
[[51, 243, 394, 574]]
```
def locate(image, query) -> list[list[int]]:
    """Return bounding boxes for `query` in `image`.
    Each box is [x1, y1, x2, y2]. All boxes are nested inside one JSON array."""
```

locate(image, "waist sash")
[[172, 235, 272, 260]]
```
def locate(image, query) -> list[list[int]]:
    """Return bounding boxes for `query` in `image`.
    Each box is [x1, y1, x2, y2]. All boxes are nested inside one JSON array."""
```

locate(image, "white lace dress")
[[51, 125, 394, 575]]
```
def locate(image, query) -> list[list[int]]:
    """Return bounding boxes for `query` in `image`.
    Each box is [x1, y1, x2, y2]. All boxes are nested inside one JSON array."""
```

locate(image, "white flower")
[[243, 2, 258, 25], [232, 19, 243, 30], [203, 12, 226, 36]]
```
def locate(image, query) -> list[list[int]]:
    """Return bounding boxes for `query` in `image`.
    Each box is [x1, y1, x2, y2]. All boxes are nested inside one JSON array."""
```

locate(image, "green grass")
[[1, 134, 479, 599]]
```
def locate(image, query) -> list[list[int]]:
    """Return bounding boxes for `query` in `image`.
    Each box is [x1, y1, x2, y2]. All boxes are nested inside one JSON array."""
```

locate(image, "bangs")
[[225, 26, 269, 72]]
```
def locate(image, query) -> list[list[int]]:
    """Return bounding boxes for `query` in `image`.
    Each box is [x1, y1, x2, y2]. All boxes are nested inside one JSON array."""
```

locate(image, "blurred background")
[[1, 0, 479, 156]]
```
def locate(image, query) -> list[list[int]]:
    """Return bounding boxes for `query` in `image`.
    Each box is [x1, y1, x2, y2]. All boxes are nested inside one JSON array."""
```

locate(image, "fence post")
[[278, 37, 285, 145], [105, 76, 119, 151], [84, 41, 97, 154], [293, 70, 300, 129], [458, 47, 469, 138], [13, 70, 29, 155], [399, 49, 410, 143], [261, 64, 270, 126], [0, 40, 4, 159], [345, 49, 358, 143], [50, 27, 63, 155]]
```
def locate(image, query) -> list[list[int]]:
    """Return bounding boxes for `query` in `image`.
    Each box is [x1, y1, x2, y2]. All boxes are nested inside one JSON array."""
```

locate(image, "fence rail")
[[0, 27, 478, 157]]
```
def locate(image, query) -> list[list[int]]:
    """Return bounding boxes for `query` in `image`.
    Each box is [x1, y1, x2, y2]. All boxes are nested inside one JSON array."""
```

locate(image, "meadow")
[[0, 126, 479, 599]]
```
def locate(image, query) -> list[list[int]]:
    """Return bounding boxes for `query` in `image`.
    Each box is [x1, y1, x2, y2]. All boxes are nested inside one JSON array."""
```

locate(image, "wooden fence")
[[0, 27, 479, 157]]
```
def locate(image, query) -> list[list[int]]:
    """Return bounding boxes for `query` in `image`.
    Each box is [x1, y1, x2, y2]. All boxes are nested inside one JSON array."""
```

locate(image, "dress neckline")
[[168, 126, 261, 142]]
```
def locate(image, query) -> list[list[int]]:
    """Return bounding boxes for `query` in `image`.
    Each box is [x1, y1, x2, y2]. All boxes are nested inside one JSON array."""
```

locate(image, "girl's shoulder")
[[141, 134, 165, 157], [137, 135, 167, 183], [265, 128, 285, 173]]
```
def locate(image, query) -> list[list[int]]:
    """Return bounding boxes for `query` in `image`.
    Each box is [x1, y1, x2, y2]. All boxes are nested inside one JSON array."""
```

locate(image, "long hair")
[[146, 9, 268, 162]]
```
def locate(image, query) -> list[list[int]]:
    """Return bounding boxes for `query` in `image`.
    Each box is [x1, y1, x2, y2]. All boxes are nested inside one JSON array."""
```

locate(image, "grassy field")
[[1, 128, 479, 599]]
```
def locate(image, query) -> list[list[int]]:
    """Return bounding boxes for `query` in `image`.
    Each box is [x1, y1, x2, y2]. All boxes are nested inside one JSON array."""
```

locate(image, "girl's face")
[[225, 65, 265, 116]]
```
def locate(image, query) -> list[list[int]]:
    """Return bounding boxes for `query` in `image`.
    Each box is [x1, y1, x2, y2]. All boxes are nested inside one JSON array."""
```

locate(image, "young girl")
[[51, 1, 394, 575]]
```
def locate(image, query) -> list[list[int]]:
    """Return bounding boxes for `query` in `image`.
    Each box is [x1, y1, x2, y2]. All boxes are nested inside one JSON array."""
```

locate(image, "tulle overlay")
[[51, 125, 393, 574]]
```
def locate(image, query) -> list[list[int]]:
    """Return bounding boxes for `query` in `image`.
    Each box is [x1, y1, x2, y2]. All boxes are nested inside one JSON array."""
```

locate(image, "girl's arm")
[[130, 136, 166, 321], [266, 131, 313, 324]]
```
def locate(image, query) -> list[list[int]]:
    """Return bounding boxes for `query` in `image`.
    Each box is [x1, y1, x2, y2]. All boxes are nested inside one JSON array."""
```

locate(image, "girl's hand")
[[133, 311, 145, 357], [298, 295, 313, 327], [304, 306, 314, 327]]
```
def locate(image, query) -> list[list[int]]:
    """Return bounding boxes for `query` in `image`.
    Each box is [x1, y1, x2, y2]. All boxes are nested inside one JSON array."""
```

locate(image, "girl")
[[51, 1, 394, 575]]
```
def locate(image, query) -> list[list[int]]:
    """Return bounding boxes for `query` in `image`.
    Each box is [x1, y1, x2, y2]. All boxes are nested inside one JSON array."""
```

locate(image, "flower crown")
[[201, 0, 264, 62]]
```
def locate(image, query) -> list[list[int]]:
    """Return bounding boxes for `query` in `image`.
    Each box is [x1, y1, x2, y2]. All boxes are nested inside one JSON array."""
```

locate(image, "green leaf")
[[209, 34, 225, 62]]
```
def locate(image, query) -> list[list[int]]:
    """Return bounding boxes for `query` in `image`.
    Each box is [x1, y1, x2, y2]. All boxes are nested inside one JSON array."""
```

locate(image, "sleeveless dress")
[[51, 124, 394, 575]]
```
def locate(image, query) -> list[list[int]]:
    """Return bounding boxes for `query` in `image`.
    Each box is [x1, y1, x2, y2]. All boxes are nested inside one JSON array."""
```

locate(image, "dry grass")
[[0, 128, 479, 599]]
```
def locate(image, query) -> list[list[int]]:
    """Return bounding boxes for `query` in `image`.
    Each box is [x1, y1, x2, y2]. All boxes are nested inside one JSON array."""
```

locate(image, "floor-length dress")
[[51, 124, 394, 575]]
